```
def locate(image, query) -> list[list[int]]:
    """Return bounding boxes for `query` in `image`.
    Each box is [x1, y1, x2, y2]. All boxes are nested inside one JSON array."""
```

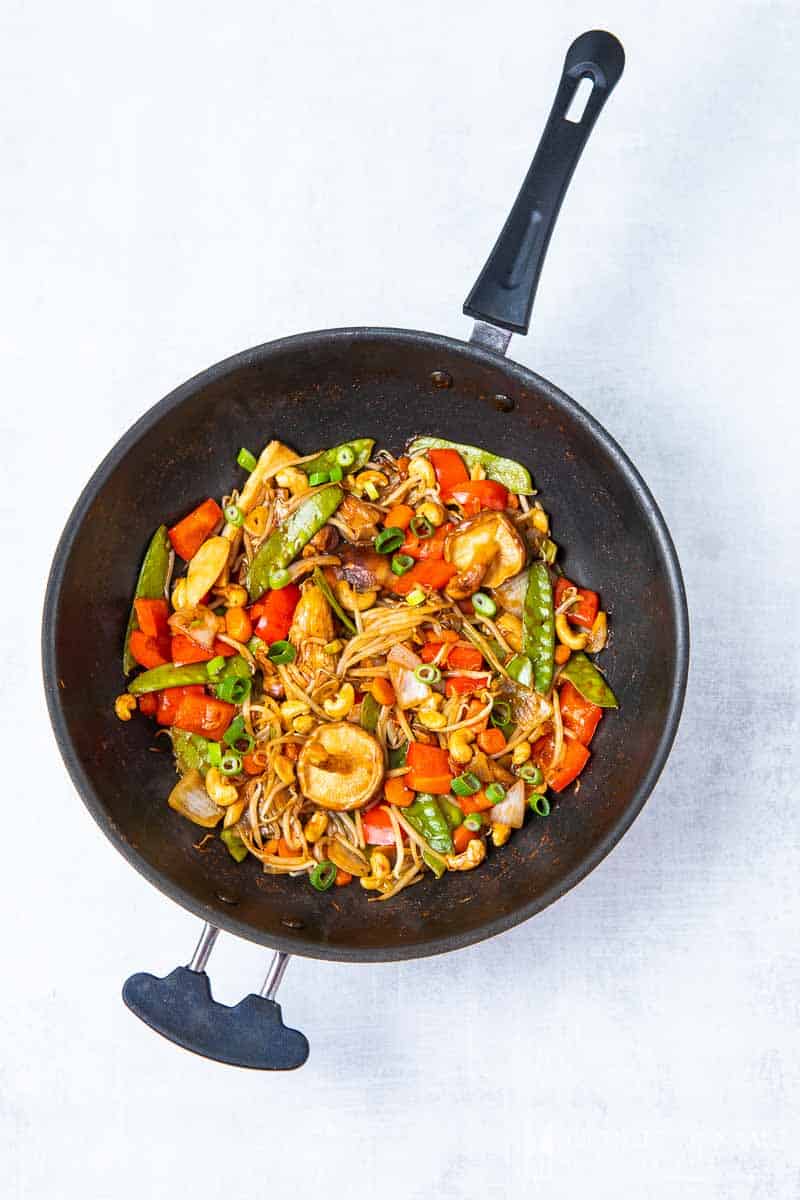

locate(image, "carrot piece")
[[458, 788, 495, 814], [277, 837, 296, 858], [391, 559, 457, 595], [242, 750, 267, 775], [385, 775, 415, 807], [371, 676, 396, 707], [405, 742, 453, 794], [262, 838, 279, 856], [134, 598, 170, 639], [447, 643, 483, 671], [554, 644, 571, 665], [452, 825, 479, 853], [225, 606, 252, 643], [444, 675, 489, 697], [129, 630, 171, 669], [477, 728, 506, 754], [384, 504, 415, 531], [335, 869, 353, 886], [168, 498, 223, 561], [395, 456, 410, 475]]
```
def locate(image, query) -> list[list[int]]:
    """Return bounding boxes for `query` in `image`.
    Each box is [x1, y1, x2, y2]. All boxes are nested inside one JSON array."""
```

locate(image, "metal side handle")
[[122, 924, 309, 1070]]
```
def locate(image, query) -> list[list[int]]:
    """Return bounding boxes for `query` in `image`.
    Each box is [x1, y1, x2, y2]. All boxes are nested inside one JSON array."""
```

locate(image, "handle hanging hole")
[[564, 76, 594, 123]]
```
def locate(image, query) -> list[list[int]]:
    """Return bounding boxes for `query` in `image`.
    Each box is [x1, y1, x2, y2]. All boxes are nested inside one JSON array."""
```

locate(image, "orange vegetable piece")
[[335, 869, 353, 886], [168, 498, 223, 561], [384, 504, 415, 530], [453, 825, 480, 853], [384, 775, 414, 807], [370, 677, 396, 707], [477, 728, 506, 755]]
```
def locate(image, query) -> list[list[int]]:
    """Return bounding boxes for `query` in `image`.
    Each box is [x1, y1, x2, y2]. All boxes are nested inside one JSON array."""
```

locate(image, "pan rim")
[[42, 326, 690, 963]]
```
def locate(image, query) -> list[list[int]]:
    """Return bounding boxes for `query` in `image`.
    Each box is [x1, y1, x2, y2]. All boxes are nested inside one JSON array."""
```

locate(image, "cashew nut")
[[408, 456, 436, 490], [555, 611, 589, 651], [445, 838, 487, 871], [323, 683, 355, 720], [334, 579, 377, 612]]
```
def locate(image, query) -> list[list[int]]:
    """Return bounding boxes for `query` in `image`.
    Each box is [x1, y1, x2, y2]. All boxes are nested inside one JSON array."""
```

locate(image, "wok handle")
[[122, 924, 309, 1070], [463, 30, 624, 336]]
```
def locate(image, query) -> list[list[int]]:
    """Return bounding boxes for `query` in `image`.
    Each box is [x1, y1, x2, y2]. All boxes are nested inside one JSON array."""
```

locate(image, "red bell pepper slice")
[[168, 498, 223, 561], [138, 692, 159, 717], [444, 675, 490, 697], [172, 693, 236, 741], [421, 641, 484, 671], [134, 598, 170, 640], [129, 630, 171, 669], [400, 522, 454, 561], [532, 733, 590, 792], [406, 742, 453, 794], [448, 480, 509, 516], [362, 804, 398, 846], [170, 634, 237, 664], [156, 684, 206, 727], [559, 680, 603, 746], [249, 583, 301, 644], [554, 576, 600, 629], [391, 559, 457, 595], [428, 448, 469, 495]]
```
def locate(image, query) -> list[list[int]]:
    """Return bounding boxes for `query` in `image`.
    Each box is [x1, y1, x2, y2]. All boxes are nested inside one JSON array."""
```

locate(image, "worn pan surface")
[[42, 32, 688, 1064]]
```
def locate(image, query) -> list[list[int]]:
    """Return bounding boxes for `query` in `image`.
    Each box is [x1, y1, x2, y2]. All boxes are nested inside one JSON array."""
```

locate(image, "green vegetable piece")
[[438, 795, 463, 830], [299, 439, 374, 480], [237, 447, 257, 472], [129, 662, 211, 695], [267, 639, 296, 665], [309, 861, 337, 891], [220, 828, 249, 862], [485, 782, 506, 805], [219, 655, 251, 681], [171, 730, 212, 777], [507, 653, 533, 688], [387, 741, 408, 770], [122, 525, 171, 674], [422, 848, 446, 878], [523, 563, 555, 694], [405, 794, 453, 855], [451, 771, 481, 797], [360, 691, 380, 733], [559, 652, 618, 708], [313, 566, 357, 635], [247, 485, 343, 600], [540, 537, 558, 565], [529, 794, 551, 817], [406, 437, 533, 494]]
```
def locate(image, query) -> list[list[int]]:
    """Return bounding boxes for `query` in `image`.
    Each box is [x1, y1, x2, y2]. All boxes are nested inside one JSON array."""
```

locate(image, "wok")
[[42, 31, 689, 1069]]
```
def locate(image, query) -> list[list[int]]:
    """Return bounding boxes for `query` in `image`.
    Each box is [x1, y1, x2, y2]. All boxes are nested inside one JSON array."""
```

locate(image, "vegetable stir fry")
[[116, 436, 617, 901]]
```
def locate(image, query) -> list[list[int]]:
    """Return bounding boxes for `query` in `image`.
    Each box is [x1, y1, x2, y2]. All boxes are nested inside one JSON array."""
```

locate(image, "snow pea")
[[247, 485, 343, 600], [129, 654, 249, 695], [405, 794, 453, 855], [559, 652, 618, 708], [122, 525, 171, 674], [406, 437, 533, 494], [438, 795, 463, 830], [360, 691, 380, 733], [220, 828, 249, 862], [299, 438, 374, 479], [422, 848, 446, 878], [523, 563, 555, 694]]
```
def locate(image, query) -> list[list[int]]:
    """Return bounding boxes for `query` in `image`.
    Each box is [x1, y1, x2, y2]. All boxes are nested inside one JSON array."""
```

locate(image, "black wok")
[[42, 32, 689, 1069]]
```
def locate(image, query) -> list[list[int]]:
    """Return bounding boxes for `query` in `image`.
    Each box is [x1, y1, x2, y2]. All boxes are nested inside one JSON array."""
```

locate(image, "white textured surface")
[[4, 2, 799, 1196]]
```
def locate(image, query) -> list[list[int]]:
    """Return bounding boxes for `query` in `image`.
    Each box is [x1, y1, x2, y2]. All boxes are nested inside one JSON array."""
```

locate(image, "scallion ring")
[[223, 503, 243, 527], [391, 553, 414, 576], [529, 794, 551, 817], [309, 860, 337, 892], [485, 782, 506, 805], [215, 675, 251, 704], [405, 588, 426, 607], [490, 700, 512, 728], [409, 514, 433, 539], [267, 639, 296, 665], [471, 591, 497, 617], [451, 771, 481, 797], [220, 751, 242, 776], [518, 763, 543, 785], [237, 447, 257, 472], [463, 812, 484, 832], [414, 664, 442, 685], [375, 527, 405, 554]]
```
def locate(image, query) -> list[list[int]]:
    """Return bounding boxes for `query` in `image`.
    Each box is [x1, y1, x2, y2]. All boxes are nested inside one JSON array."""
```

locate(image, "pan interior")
[[44, 329, 687, 961]]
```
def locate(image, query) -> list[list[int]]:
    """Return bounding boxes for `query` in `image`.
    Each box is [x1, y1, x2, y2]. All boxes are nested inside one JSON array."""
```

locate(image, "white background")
[[4, 1, 799, 1196]]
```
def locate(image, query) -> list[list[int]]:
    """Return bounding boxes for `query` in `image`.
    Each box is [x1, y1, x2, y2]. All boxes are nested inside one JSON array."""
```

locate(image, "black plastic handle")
[[463, 30, 625, 335], [122, 967, 309, 1070]]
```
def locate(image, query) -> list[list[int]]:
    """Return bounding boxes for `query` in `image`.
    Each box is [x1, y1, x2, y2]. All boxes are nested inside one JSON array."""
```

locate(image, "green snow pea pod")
[[299, 439, 375, 480], [247, 485, 343, 600], [523, 563, 555, 694], [220, 828, 249, 862], [404, 794, 453, 855], [122, 525, 171, 674], [559, 652, 618, 708], [438, 795, 463, 831], [422, 848, 447, 878], [406, 437, 533, 494]]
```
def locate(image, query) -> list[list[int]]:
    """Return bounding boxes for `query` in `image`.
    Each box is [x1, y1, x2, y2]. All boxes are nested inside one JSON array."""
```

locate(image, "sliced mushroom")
[[289, 583, 335, 674], [334, 494, 383, 542], [444, 511, 526, 591], [336, 545, 395, 593], [494, 569, 529, 617], [297, 722, 385, 811]]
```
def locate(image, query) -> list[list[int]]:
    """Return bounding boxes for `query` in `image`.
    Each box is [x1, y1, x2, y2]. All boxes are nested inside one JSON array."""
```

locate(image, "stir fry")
[[116, 436, 617, 900]]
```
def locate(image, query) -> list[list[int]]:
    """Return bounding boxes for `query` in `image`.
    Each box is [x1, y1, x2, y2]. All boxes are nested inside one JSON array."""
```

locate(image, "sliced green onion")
[[540, 537, 558, 565], [268, 566, 291, 590], [507, 654, 533, 688], [364, 482, 379, 501], [220, 751, 242, 776], [485, 782, 506, 805], [309, 471, 329, 487], [414, 664, 441, 685], [405, 587, 426, 607], [529, 793, 551, 817], [519, 763, 543, 785], [268, 639, 296, 665], [207, 742, 223, 767], [451, 771, 481, 797], [224, 503, 243, 527], [237, 447, 258, 473], [409, 514, 433, 539], [464, 812, 484, 832], [387, 741, 408, 769], [472, 591, 497, 617], [336, 445, 356, 467], [309, 860, 337, 892], [375, 527, 405, 554], [223, 716, 248, 747], [215, 674, 251, 704], [490, 700, 512, 728], [391, 553, 414, 576], [206, 655, 226, 677], [220, 828, 248, 862], [247, 635, 267, 654], [329, 465, 344, 483]]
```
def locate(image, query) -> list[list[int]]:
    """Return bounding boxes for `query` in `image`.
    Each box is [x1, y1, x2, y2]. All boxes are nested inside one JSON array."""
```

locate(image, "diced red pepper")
[[172, 693, 236, 741], [362, 804, 398, 846], [168, 498, 223, 561], [391, 559, 457, 595], [559, 680, 603, 746], [406, 742, 453, 794], [138, 692, 159, 717], [249, 583, 301, 644], [532, 733, 590, 792], [448, 480, 509, 516], [134, 598, 170, 640], [419, 640, 483, 670], [444, 675, 489, 697], [129, 630, 171, 669], [400, 522, 454, 561], [156, 684, 206, 727], [554, 576, 600, 629], [170, 634, 237, 665], [428, 448, 469, 496]]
